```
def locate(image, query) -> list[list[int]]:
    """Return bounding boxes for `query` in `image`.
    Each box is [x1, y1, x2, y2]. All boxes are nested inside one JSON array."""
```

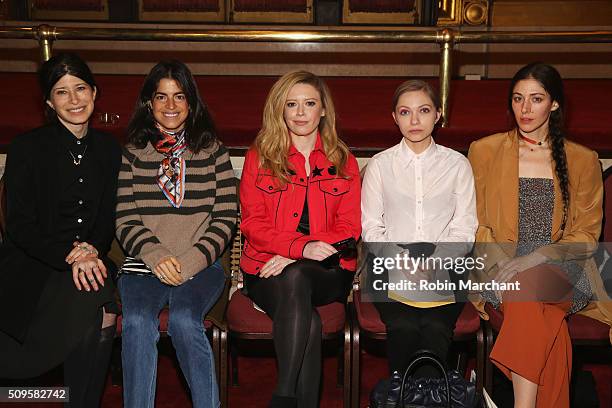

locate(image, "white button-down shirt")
[[361, 138, 477, 259]]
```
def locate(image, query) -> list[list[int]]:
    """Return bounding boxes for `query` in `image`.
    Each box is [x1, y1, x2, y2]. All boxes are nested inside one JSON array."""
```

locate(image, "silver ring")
[[88, 277, 95, 283]]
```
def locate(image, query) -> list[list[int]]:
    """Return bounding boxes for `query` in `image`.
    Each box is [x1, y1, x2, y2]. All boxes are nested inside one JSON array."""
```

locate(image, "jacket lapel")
[[550, 151, 565, 241], [498, 130, 519, 240]]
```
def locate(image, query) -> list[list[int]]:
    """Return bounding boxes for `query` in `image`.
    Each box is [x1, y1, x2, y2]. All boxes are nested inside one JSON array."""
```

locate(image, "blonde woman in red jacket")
[[239, 71, 361, 408]]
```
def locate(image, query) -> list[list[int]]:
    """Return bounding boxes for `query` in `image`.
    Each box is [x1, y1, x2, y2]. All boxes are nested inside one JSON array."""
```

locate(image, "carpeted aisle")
[[0, 347, 610, 407]]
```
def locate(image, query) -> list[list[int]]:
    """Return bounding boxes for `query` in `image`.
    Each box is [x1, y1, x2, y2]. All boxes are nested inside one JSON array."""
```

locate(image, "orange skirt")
[[491, 299, 573, 408], [490, 264, 575, 408]]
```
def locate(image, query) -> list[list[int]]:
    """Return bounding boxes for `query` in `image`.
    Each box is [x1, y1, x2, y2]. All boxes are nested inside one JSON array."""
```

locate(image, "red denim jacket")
[[239, 136, 361, 275]]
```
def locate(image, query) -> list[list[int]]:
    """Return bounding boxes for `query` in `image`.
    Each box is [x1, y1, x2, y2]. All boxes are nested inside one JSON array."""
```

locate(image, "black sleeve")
[[4, 134, 71, 271], [89, 136, 122, 258]]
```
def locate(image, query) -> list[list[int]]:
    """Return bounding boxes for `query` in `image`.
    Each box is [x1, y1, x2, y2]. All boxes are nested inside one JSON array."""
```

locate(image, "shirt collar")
[[57, 120, 89, 149], [398, 137, 437, 165], [288, 132, 324, 157]]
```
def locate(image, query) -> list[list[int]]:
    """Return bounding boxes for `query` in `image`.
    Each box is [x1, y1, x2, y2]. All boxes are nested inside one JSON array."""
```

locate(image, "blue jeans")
[[118, 261, 225, 408]]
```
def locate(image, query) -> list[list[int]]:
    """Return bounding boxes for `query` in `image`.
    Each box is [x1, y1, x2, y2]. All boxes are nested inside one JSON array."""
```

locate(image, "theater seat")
[[225, 285, 352, 407], [227, 290, 346, 334], [110, 242, 232, 407], [350, 290, 486, 408]]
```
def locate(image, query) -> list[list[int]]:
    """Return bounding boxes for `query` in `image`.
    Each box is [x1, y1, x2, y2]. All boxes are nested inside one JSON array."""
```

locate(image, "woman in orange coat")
[[468, 62, 610, 407]]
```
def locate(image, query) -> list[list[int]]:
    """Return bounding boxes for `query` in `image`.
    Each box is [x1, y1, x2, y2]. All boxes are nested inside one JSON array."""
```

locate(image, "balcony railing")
[[1, 25, 611, 126]]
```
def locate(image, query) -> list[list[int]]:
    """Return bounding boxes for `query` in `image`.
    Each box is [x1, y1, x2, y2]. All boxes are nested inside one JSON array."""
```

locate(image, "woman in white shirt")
[[361, 80, 478, 376]]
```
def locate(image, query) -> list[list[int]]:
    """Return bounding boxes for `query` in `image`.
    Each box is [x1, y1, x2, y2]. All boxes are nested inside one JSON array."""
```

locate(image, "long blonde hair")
[[254, 71, 350, 184]]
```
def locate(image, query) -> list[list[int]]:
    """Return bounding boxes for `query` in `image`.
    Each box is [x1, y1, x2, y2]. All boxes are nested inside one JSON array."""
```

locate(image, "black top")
[[0, 121, 121, 348], [57, 125, 95, 244], [296, 186, 310, 235]]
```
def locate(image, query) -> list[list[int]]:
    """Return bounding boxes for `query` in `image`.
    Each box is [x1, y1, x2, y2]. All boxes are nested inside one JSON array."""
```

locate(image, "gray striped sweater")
[[115, 141, 238, 281]]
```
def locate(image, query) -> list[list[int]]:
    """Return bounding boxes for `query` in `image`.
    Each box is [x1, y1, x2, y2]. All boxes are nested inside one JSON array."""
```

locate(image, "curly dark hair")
[[127, 60, 217, 153], [509, 62, 569, 229]]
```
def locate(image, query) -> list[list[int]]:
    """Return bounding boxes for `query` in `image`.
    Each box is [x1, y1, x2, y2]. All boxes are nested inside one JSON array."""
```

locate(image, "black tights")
[[243, 260, 352, 408], [63, 309, 116, 408]]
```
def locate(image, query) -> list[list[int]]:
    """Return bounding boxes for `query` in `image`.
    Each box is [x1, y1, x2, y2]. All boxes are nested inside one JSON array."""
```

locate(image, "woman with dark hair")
[[362, 79, 477, 377], [468, 62, 611, 407], [0, 53, 121, 407], [115, 60, 237, 408], [239, 71, 361, 408]]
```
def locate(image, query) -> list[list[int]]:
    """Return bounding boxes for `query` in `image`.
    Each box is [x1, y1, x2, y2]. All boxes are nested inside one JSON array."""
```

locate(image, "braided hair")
[[509, 62, 569, 229]]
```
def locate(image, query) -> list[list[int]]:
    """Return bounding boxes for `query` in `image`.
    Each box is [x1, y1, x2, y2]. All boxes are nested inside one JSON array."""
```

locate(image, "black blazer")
[[0, 122, 121, 342]]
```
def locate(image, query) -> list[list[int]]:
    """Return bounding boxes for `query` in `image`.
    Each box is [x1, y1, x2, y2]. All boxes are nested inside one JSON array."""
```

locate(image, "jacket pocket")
[[255, 175, 287, 194], [319, 178, 350, 196]]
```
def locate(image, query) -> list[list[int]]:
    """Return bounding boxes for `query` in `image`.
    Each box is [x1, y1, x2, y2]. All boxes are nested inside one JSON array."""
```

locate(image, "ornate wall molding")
[[438, 0, 489, 26]]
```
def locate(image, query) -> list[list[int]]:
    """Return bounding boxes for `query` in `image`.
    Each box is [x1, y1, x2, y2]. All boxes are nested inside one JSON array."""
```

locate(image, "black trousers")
[[243, 259, 353, 408], [375, 300, 463, 378]]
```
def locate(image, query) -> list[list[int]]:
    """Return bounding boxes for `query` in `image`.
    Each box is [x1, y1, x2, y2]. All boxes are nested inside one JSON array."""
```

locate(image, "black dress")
[[0, 122, 121, 378]]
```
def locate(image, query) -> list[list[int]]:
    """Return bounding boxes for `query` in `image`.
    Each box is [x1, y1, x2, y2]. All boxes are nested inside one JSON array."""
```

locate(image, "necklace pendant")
[[68, 145, 87, 166]]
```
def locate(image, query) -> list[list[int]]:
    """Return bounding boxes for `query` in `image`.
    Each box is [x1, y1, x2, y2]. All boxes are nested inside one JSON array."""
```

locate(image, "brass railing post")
[[35, 24, 55, 62], [438, 28, 454, 127]]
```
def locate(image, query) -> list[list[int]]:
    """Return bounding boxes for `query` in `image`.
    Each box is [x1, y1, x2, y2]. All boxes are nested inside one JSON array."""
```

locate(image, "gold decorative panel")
[[438, 0, 489, 26]]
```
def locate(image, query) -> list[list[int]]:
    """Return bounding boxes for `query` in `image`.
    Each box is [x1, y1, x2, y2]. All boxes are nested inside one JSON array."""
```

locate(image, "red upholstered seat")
[[225, 286, 352, 407], [226, 290, 346, 335], [350, 290, 485, 407], [568, 314, 609, 342], [352, 290, 481, 337]]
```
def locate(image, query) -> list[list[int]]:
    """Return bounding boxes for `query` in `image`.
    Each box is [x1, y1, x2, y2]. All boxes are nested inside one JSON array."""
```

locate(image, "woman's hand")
[[302, 241, 337, 261], [72, 257, 107, 291], [259, 255, 295, 278], [66, 241, 98, 264], [495, 252, 548, 301], [497, 252, 548, 284], [154, 256, 182, 286]]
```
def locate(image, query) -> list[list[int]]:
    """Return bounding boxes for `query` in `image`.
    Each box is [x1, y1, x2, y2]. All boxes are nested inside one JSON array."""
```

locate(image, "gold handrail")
[[1, 25, 611, 126]]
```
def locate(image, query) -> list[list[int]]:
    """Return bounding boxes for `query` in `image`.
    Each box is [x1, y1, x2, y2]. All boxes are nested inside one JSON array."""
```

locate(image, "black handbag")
[[369, 351, 483, 408]]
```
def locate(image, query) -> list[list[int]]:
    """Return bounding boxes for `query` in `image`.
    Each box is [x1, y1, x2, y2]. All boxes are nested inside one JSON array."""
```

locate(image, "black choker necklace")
[[520, 134, 543, 146]]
